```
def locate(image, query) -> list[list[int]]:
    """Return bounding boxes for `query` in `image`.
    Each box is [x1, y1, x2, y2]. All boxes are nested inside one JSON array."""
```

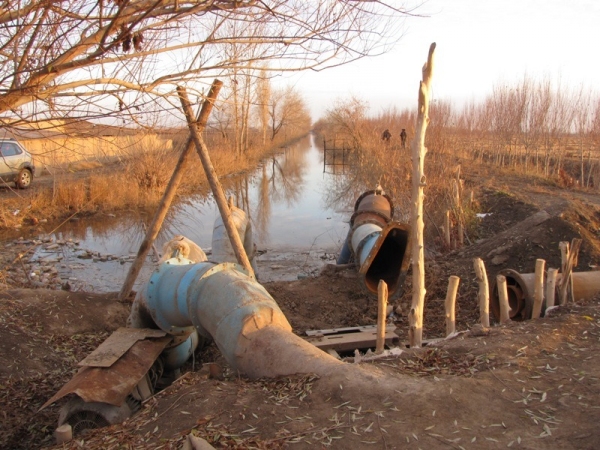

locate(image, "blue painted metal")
[[161, 330, 199, 370], [337, 188, 411, 296], [135, 258, 291, 371]]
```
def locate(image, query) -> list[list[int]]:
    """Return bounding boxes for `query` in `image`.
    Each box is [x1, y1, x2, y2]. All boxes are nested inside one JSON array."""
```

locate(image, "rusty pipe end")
[[358, 222, 411, 297]]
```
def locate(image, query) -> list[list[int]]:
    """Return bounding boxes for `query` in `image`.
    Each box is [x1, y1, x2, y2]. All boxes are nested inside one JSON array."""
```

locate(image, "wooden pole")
[[118, 80, 223, 301], [408, 43, 436, 348], [531, 258, 545, 319], [546, 267, 558, 308], [496, 275, 511, 323], [559, 238, 582, 305], [178, 87, 255, 278], [473, 257, 490, 327], [444, 210, 451, 248], [376, 280, 388, 354], [445, 275, 460, 336]]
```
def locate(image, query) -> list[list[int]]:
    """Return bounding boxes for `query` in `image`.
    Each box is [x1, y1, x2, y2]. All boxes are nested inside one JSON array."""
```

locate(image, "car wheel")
[[16, 168, 32, 189]]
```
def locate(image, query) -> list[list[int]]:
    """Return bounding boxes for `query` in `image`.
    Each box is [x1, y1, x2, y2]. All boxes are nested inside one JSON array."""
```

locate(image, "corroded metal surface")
[[339, 188, 411, 296], [78, 327, 167, 368], [41, 336, 171, 409]]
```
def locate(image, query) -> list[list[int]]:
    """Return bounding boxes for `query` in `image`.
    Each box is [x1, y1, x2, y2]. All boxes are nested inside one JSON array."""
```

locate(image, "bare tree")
[[0, 1, 409, 126], [573, 84, 593, 186], [268, 86, 311, 142], [256, 68, 271, 147], [323, 96, 369, 150]]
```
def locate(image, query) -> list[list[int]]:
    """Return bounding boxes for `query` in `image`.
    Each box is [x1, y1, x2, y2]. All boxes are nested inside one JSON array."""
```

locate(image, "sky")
[[277, 0, 600, 120]]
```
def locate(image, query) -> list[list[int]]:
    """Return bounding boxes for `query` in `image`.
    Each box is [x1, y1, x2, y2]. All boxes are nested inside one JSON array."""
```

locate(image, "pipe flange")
[[353, 190, 394, 217]]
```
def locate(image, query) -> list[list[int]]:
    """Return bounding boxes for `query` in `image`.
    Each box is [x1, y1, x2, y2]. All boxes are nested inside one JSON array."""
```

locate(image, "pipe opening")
[[490, 269, 534, 322], [362, 225, 409, 295]]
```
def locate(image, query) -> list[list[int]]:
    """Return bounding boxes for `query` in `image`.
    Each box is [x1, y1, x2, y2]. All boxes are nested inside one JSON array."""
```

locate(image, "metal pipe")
[[129, 257, 342, 377], [211, 202, 258, 274], [490, 269, 600, 321], [337, 188, 411, 297]]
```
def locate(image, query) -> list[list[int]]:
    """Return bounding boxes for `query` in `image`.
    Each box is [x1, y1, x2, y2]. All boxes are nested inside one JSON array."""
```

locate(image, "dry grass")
[[0, 132, 290, 231], [22, 134, 174, 168]]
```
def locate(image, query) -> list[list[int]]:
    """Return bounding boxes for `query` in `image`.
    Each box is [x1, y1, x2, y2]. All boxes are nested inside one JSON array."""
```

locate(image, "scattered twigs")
[[473, 258, 490, 327], [445, 275, 460, 336]]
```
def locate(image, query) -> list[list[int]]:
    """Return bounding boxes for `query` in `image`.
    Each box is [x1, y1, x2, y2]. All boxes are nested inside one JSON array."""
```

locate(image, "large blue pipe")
[[129, 257, 342, 378]]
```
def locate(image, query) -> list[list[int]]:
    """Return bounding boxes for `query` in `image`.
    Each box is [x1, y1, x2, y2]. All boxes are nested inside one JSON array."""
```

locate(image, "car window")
[[0, 143, 22, 157]]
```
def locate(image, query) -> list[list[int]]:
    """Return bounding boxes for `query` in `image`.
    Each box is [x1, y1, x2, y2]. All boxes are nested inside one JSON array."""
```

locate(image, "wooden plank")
[[305, 324, 393, 337], [78, 327, 167, 368], [305, 325, 398, 352]]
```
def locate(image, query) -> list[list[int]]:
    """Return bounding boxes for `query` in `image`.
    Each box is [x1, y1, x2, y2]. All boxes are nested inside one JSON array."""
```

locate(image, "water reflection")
[[24, 133, 353, 291]]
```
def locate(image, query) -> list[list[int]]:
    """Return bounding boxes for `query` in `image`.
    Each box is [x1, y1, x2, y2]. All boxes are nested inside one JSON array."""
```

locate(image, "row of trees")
[[208, 71, 311, 155], [446, 78, 600, 183], [319, 77, 600, 187]]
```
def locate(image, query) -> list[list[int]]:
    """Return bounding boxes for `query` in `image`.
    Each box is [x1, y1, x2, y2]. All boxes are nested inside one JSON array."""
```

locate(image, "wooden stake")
[[444, 210, 451, 248], [473, 258, 490, 327], [531, 258, 545, 319], [118, 80, 223, 301], [376, 280, 388, 354], [546, 268, 558, 308], [445, 275, 460, 336], [179, 88, 255, 278], [496, 275, 511, 323], [559, 238, 582, 305], [409, 42, 436, 348]]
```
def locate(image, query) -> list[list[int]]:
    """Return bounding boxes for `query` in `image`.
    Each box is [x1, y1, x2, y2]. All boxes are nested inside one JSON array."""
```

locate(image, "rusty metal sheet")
[[78, 327, 167, 368], [40, 336, 171, 410]]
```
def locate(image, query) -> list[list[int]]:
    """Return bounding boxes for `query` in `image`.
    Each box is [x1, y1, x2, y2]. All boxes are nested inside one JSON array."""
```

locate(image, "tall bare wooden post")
[[118, 80, 223, 301], [473, 257, 490, 327], [178, 88, 255, 278], [408, 42, 436, 348], [546, 268, 558, 308], [444, 210, 451, 248], [445, 275, 460, 336], [531, 259, 546, 319], [376, 280, 388, 354], [496, 275, 511, 323]]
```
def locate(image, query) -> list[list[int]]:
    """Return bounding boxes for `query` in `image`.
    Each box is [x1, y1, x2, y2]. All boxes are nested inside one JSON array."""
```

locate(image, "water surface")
[[28, 134, 354, 291]]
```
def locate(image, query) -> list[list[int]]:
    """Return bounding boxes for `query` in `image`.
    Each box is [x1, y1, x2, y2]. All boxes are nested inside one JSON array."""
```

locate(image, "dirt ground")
[[2, 166, 600, 449]]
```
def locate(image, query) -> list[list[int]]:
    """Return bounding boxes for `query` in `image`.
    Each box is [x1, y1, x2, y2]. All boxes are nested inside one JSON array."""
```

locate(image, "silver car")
[[0, 139, 35, 189]]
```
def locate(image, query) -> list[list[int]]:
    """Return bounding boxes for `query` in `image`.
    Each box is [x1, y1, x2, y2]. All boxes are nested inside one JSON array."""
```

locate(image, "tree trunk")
[[408, 43, 436, 348]]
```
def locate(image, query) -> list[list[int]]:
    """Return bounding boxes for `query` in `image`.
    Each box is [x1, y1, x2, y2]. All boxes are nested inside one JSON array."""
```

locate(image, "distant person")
[[400, 129, 407, 149], [381, 129, 391, 143]]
